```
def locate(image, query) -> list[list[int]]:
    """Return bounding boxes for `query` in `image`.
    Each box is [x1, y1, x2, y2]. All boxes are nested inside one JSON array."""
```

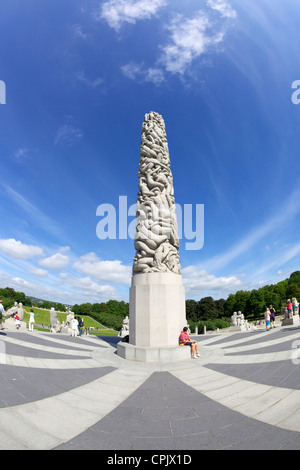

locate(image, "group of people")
[[264, 298, 300, 331], [264, 305, 277, 331]]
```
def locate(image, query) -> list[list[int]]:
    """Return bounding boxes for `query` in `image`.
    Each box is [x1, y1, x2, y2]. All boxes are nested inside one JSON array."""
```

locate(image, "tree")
[[186, 299, 198, 322], [288, 271, 300, 286], [234, 290, 251, 316], [215, 298, 226, 318], [287, 283, 300, 300], [197, 297, 218, 320], [224, 294, 236, 317], [248, 289, 265, 316]]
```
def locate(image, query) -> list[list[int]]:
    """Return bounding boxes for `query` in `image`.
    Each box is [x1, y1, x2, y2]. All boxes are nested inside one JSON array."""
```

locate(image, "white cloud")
[[117, 3, 236, 82], [182, 265, 243, 298], [121, 62, 165, 85], [39, 253, 69, 270], [100, 0, 167, 31], [68, 275, 118, 297], [159, 12, 224, 75], [0, 239, 44, 259], [54, 124, 83, 146], [58, 246, 71, 254], [28, 268, 48, 277], [207, 0, 237, 18], [73, 252, 131, 284]]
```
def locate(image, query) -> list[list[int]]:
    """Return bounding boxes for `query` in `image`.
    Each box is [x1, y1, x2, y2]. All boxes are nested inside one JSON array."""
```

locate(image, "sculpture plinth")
[[117, 112, 188, 363]]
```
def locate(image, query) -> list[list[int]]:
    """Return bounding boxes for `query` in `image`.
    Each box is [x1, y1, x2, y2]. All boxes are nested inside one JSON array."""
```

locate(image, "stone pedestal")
[[4, 318, 27, 330], [281, 317, 294, 326], [117, 342, 192, 363], [130, 272, 186, 348], [117, 272, 187, 362]]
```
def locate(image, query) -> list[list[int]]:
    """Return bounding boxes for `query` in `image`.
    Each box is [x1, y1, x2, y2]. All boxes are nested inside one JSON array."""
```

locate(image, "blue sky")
[[0, 0, 300, 305]]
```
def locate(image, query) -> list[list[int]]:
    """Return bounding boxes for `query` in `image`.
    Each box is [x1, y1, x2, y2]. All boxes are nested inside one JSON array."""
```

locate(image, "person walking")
[[264, 308, 271, 331], [269, 305, 276, 328], [0, 300, 5, 330], [71, 316, 79, 337], [179, 326, 201, 358], [28, 309, 35, 332], [286, 299, 293, 319], [77, 317, 82, 336]]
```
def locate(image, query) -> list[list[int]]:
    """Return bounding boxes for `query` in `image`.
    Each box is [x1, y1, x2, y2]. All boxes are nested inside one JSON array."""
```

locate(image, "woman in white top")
[[28, 310, 35, 332]]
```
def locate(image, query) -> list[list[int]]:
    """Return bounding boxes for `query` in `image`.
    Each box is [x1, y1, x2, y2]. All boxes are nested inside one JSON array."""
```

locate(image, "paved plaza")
[[0, 319, 300, 450]]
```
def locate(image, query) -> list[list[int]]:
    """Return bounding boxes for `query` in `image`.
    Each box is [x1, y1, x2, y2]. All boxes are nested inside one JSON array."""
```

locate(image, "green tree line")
[[0, 287, 33, 309], [1, 271, 299, 331], [186, 271, 300, 324]]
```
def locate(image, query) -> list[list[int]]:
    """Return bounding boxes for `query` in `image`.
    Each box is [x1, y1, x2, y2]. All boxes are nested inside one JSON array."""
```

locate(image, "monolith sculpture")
[[118, 112, 188, 362]]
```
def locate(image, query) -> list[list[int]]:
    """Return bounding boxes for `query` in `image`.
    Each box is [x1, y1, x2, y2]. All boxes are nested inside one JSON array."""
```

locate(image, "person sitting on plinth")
[[179, 327, 200, 358]]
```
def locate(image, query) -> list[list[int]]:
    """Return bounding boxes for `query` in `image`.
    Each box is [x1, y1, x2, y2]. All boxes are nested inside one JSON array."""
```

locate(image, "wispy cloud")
[[207, 0, 237, 19], [99, 0, 167, 31], [10, 148, 30, 162], [54, 124, 83, 146], [121, 62, 165, 85], [76, 71, 104, 88], [201, 188, 300, 274], [3, 185, 65, 239], [120, 1, 237, 82], [72, 24, 89, 40]]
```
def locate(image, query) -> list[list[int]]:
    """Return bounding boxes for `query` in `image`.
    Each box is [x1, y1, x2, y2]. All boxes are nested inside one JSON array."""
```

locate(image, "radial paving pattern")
[[0, 320, 300, 450]]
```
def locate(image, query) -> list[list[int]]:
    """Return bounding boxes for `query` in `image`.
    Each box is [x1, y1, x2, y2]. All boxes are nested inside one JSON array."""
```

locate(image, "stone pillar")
[[117, 112, 188, 362]]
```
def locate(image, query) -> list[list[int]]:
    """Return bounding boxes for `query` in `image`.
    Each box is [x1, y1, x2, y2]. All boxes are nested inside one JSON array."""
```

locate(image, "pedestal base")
[[128, 272, 186, 349], [117, 342, 192, 363], [281, 318, 294, 326]]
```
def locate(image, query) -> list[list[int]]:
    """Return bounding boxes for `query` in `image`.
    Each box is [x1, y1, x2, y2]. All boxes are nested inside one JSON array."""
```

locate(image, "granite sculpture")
[[118, 112, 188, 362], [133, 111, 181, 276]]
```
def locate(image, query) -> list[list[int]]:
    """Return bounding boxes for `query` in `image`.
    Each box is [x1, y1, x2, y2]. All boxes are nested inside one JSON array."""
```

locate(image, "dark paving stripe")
[[1, 341, 89, 359], [55, 371, 300, 450], [223, 328, 300, 350], [226, 339, 298, 355], [1, 332, 94, 352], [205, 361, 300, 389], [0, 365, 115, 407]]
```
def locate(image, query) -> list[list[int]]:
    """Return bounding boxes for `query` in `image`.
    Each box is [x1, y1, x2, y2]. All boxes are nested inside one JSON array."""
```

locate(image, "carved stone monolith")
[[118, 112, 188, 362]]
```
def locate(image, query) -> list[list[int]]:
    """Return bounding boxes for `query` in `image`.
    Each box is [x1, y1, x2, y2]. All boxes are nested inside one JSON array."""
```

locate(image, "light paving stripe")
[[0, 367, 152, 450], [172, 365, 300, 432], [205, 349, 294, 364]]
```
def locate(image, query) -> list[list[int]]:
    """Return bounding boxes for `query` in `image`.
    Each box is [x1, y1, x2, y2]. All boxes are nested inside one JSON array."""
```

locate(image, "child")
[[264, 308, 271, 331], [15, 314, 21, 330]]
